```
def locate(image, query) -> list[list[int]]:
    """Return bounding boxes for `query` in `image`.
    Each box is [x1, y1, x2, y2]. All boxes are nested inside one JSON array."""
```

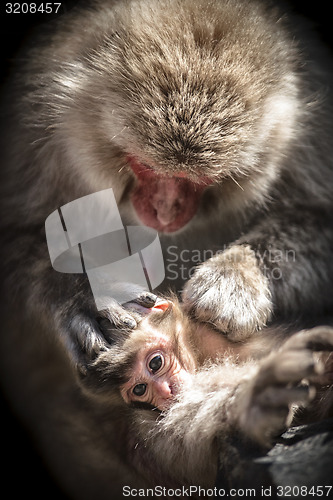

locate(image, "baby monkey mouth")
[[127, 155, 212, 233]]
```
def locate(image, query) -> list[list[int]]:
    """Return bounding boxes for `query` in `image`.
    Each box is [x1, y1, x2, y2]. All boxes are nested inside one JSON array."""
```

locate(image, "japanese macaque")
[[1, 0, 333, 497], [85, 298, 333, 486]]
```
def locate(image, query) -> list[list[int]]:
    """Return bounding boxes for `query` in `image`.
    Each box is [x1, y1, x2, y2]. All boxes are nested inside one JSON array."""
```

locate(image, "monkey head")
[[120, 332, 190, 410], [119, 298, 196, 410], [79, 0, 298, 235], [85, 297, 197, 410]]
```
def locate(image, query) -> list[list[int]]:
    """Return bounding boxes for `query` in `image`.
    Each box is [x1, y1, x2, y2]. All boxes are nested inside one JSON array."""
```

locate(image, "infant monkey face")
[[120, 342, 188, 410], [120, 299, 190, 410]]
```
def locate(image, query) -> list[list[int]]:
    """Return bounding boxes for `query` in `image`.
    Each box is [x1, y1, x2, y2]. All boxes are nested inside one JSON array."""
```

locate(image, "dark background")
[[1, 0, 333, 84], [0, 0, 332, 498], [1, 1, 82, 82]]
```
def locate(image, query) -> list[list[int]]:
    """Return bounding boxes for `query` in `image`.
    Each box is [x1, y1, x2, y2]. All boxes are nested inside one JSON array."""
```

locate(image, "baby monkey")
[[118, 297, 286, 410], [84, 295, 333, 485], [91, 296, 333, 417]]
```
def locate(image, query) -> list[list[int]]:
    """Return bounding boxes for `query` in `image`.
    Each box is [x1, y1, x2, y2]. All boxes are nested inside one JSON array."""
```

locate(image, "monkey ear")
[[151, 299, 171, 312]]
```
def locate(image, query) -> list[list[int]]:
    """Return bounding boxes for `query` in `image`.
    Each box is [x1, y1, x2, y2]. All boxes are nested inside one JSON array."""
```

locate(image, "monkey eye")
[[148, 353, 164, 374], [132, 383, 147, 397]]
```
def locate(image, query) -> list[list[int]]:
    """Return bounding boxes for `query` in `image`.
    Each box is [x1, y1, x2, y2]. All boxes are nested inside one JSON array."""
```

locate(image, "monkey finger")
[[99, 299, 138, 330], [280, 350, 325, 380], [282, 326, 333, 353], [69, 313, 110, 364], [241, 404, 291, 447], [97, 314, 138, 345], [256, 349, 323, 389], [255, 384, 316, 408], [133, 292, 158, 308], [122, 292, 158, 317]]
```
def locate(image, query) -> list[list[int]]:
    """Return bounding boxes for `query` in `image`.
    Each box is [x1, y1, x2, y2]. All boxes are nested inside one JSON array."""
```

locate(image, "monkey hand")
[[64, 286, 158, 373], [237, 326, 333, 447], [182, 245, 272, 341]]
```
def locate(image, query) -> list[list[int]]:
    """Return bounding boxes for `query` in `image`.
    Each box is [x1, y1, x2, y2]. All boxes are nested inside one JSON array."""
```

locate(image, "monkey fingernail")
[[137, 293, 157, 307], [122, 317, 137, 329]]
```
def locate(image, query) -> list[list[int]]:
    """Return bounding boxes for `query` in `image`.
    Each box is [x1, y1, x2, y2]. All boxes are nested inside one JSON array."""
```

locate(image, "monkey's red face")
[[128, 156, 213, 233], [120, 332, 190, 410]]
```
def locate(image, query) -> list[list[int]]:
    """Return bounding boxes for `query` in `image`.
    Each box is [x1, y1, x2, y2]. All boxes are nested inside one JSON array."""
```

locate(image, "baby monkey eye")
[[133, 383, 147, 397], [148, 354, 164, 373]]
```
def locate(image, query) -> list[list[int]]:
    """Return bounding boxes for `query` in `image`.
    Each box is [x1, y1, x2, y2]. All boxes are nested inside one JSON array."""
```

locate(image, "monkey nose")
[[151, 178, 181, 225], [153, 199, 179, 225], [154, 380, 172, 399]]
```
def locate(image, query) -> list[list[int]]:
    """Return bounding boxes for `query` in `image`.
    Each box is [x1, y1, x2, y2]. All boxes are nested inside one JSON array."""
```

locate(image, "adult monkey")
[[1, 0, 333, 368], [1, 0, 333, 497]]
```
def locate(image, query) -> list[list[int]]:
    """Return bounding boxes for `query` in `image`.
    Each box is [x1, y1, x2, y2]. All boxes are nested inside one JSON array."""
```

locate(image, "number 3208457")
[[5, 3, 62, 14]]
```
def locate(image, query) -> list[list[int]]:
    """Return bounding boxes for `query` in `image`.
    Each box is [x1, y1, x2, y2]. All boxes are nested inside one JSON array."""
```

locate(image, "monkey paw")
[[239, 326, 333, 446], [66, 290, 158, 372], [182, 245, 272, 341]]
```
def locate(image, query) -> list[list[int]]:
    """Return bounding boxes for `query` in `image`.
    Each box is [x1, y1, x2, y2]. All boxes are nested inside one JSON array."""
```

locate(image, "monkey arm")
[[0, 225, 157, 371], [238, 208, 333, 323], [183, 205, 333, 341]]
